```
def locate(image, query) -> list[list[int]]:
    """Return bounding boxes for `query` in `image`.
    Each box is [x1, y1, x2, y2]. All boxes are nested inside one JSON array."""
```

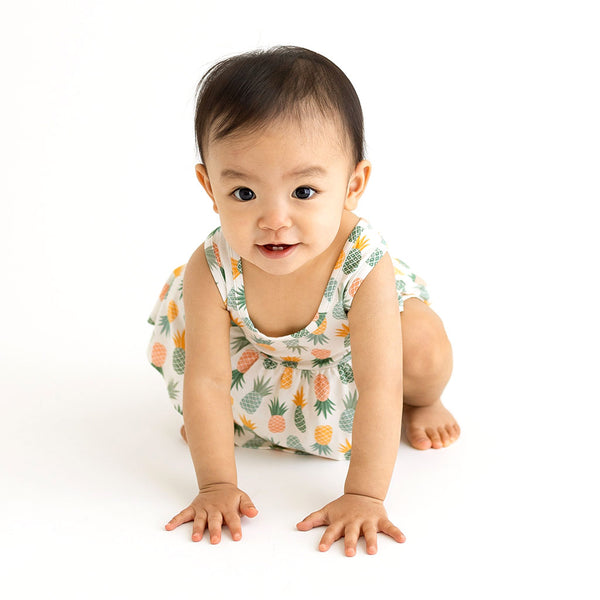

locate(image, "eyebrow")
[[219, 165, 327, 180]]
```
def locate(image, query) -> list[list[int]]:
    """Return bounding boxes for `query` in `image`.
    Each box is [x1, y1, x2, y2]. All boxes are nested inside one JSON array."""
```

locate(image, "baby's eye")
[[232, 187, 256, 202], [292, 186, 316, 200]]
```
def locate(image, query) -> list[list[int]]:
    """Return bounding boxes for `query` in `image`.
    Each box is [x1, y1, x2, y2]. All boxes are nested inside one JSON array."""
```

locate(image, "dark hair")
[[194, 46, 365, 166]]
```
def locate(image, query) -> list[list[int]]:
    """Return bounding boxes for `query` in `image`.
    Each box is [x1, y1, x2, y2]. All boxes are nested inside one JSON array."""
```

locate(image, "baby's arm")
[[165, 246, 258, 543], [297, 253, 405, 555]]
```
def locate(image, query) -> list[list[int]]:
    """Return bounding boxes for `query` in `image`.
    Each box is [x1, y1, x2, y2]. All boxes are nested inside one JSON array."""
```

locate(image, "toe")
[[407, 427, 432, 450], [427, 427, 443, 449]]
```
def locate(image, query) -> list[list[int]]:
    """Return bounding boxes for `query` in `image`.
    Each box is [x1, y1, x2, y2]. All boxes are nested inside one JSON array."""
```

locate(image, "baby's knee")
[[402, 303, 452, 380]]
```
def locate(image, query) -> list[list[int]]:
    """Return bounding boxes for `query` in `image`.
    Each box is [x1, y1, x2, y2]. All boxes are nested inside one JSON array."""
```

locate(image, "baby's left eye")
[[292, 186, 316, 200]]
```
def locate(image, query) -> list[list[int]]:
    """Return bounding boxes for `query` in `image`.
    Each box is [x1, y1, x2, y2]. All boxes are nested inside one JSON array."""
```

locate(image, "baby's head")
[[194, 46, 365, 169]]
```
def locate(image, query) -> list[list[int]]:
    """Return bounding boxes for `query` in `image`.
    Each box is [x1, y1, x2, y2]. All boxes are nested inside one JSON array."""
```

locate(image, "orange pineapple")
[[314, 373, 335, 417], [231, 349, 260, 390], [267, 398, 288, 433], [150, 342, 167, 375]]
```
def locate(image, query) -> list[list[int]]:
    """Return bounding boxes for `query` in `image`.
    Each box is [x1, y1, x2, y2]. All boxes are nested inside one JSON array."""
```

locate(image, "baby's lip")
[[258, 242, 297, 247]]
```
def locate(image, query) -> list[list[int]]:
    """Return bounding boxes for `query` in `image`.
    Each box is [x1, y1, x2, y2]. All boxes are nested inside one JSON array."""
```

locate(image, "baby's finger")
[[343, 524, 361, 557], [239, 494, 258, 518], [380, 518, 406, 543], [191, 512, 207, 542], [319, 523, 344, 552], [223, 511, 243, 542], [296, 510, 328, 531], [165, 506, 195, 531], [207, 511, 224, 544], [363, 524, 379, 555]]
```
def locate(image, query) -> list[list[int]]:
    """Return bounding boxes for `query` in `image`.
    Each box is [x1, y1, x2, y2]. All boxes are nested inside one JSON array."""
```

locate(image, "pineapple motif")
[[307, 313, 329, 345], [240, 375, 273, 414], [314, 373, 335, 417], [335, 323, 351, 348], [150, 342, 166, 375], [312, 425, 333, 456], [339, 390, 358, 433], [338, 362, 354, 384], [311, 349, 333, 368], [286, 435, 306, 453], [240, 414, 266, 449], [367, 248, 384, 267], [280, 356, 301, 389], [172, 330, 185, 375], [292, 388, 307, 433], [159, 300, 178, 335], [231, 257, 242, 279], [267, 398, 288, 433], [231, 349, 260, 390], [343, 235, 369, 275], [339, 439, 352, 460]]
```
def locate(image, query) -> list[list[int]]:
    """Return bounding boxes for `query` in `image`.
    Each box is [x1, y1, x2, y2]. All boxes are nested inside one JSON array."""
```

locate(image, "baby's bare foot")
[[180, 425, 187, 444], [403, 400, 460, 450]]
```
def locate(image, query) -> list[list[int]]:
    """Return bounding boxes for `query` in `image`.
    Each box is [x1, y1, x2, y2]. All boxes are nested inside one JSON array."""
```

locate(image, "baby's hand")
[[296, 493, 405, 556], [165, 482, 258, 543]]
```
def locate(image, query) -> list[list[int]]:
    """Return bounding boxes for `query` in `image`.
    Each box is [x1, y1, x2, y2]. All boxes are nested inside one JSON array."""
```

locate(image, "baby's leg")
[[401, 298, 460, 450]]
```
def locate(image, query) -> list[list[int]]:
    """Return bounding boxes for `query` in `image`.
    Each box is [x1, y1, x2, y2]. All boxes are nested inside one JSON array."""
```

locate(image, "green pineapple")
[[240, 375, 273, 414], [172, 330, 185, 375], [343, 235, 369, 275], [286, 435, 306, 452], [339, 390, 358, 433], [338, 361, 354, 384], [292, 388, 307, 433], [366, 247, 384, 267]]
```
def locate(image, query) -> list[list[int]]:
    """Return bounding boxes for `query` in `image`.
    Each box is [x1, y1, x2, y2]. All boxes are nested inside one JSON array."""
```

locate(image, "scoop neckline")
[[231, 218, 368, 342]]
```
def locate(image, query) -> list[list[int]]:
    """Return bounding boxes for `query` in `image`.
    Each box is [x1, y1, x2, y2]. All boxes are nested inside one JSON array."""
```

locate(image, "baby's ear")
[[195, 164, 218, 213], [344, 160, 371, 210]]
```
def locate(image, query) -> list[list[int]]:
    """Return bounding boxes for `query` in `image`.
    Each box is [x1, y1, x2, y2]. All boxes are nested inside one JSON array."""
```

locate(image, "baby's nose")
[[258, 197, 292, 230]]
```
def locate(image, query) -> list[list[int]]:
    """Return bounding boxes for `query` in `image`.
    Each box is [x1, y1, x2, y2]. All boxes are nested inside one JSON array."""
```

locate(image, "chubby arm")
[[165, 245, 258, 543], [297, 253, 405, 555], [180, 245, 236, 486], [344, 252, 404, 499]]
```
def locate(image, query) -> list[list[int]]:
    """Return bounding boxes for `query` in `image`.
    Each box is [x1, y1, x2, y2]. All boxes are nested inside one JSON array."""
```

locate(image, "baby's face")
[[196, 115, 366, 276]]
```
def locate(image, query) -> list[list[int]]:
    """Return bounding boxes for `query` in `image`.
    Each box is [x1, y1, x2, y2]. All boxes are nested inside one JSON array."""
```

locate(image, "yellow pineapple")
[[159, 299, 179, 335], [172, 330, 185, 375], [312, 425, 333, 456], [280, 356, 301, 389], [307, 313, 329, 345]]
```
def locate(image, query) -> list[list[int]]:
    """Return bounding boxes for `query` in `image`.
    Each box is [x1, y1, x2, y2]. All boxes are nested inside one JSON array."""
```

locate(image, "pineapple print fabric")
[[147, 218, 430, 460]]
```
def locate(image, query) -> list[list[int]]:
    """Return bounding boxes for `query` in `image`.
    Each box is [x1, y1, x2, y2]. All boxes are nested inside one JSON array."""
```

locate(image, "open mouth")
[[258, 243, 298, 258]]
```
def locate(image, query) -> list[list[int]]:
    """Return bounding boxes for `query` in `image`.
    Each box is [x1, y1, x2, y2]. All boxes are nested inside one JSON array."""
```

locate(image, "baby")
[[147, 46, 460, 556]]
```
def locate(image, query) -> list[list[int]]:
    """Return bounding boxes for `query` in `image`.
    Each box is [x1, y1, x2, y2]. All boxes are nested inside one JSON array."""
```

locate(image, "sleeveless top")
[[147, 217, 430, 460]]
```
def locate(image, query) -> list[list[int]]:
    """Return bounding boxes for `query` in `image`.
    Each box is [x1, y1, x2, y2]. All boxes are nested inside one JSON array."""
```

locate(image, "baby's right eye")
[[232, 187, 255, 202]]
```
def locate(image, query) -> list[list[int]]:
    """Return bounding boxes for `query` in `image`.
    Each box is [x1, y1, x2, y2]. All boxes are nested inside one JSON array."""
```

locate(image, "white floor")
[[2, 342, 597, 599]]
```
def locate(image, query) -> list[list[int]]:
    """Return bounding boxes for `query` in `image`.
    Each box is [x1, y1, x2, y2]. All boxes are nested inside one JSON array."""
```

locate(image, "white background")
[[1, 1, 598, 598]]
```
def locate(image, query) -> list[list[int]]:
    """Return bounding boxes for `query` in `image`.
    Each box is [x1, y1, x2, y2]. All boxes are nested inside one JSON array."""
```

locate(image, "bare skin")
[[181, 297, 460, 452]]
